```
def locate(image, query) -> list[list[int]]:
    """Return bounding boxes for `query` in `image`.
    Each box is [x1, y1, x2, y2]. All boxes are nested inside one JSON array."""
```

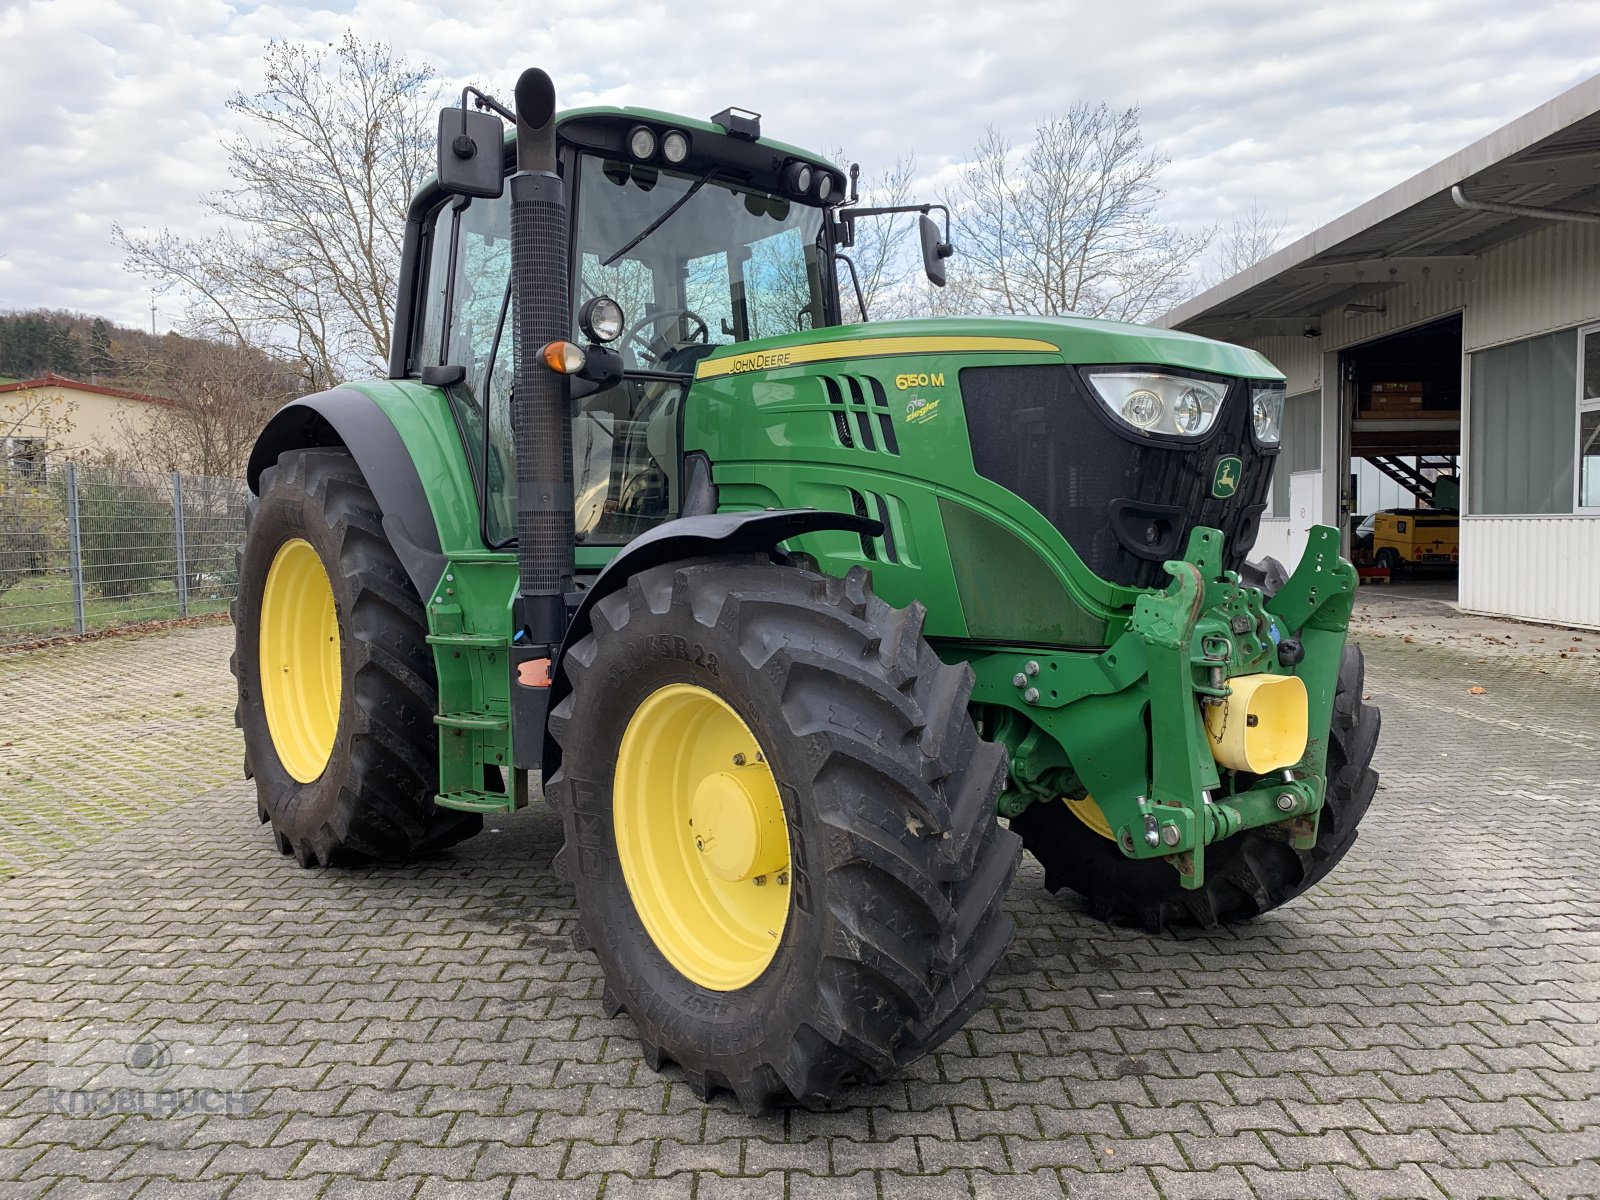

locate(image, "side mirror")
[[920, 213, 953, 287], [437, 108, 505, 199]]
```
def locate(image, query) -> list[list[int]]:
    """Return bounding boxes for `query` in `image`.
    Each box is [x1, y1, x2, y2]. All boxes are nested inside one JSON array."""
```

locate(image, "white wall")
[[1460, 517, 1600, 630], [1252, 518, 1294, 566], [1194, 217, 1600, 629]]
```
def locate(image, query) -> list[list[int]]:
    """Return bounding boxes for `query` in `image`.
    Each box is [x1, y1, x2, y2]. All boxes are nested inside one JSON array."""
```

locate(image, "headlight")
[[1084, 370, 1227, 438], [579, 296, 625, 344], [1250, 384, 1285, 446]]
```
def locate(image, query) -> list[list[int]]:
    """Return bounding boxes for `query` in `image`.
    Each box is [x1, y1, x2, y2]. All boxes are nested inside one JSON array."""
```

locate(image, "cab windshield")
[[574, 155, 832, 371]]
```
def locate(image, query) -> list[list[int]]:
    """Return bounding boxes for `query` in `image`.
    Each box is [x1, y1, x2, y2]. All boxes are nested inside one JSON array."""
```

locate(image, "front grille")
[[959, 364, 1274, 588]]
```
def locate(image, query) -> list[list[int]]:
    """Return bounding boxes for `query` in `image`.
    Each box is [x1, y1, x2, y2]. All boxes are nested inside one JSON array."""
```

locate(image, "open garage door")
[[1341, 315, 1462, 596]]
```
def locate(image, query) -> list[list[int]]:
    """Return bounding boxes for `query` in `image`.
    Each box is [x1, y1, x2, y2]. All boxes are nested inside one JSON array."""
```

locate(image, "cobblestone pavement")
[[0, 618, 1597, 1198], [0, 622, 240, 878]]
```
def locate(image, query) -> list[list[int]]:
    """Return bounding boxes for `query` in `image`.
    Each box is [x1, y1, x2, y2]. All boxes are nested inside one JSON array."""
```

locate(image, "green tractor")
[[234, 69, 1380, 1113]]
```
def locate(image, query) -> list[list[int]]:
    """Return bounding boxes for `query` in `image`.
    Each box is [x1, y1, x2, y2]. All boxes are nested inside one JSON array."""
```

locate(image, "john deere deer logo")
[[1212, 456, 1242, 499]]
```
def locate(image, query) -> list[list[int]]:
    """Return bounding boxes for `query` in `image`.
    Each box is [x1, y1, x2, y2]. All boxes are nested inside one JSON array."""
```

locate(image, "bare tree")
[[1208, 202, 1289, 286], [115, 337, 298, 479], [943, 106, 1212, 322], [115, 34, 442, 390]]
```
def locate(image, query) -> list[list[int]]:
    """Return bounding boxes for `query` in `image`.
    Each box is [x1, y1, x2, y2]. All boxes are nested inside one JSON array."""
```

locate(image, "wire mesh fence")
[[0, 461, 248, 647]]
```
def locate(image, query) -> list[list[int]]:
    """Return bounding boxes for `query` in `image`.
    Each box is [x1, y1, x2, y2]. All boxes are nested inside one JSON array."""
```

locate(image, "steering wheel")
[[623, 308, 710, 369]]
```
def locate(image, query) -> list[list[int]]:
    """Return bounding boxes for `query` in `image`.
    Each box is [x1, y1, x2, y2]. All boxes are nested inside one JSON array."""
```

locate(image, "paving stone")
[[688, 1174, 788, 1200], [36, 1185, 145, 1200], [1515, 1158, 1600, 1199], [221, 1176, 329, 1200], [1330, 1161, 1449, 1200], [413, 1178, 513, 1200], [1057, 1166, 1158, 1199], [319, 1178, 422, 1200], [505, 1180, 603, 1200], [1238, 1164, 1347, 1200], [878, 1170, 975, 1199], [1, 597, 1598, 1200], [590, 1174, 693, 1200], [969, 1167, 1067, 1199]]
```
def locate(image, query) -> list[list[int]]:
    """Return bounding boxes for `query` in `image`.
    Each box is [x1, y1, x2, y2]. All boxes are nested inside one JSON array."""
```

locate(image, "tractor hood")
[[691, 315, 1283, 383]]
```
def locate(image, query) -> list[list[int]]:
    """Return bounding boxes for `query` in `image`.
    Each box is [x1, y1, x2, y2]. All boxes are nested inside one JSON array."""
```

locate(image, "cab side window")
[[412, 193, 516, 540], [414, 195, 513, 384], [413, 212, 454, 371]]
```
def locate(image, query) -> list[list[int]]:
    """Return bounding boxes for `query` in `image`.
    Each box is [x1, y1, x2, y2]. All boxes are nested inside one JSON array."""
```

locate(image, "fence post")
[[173, 472, 189, 619], [65, 461, 86, 635]]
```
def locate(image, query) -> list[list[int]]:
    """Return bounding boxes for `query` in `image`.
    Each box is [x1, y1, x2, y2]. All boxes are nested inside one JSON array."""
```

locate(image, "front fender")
[[537, 509, 882, 777]]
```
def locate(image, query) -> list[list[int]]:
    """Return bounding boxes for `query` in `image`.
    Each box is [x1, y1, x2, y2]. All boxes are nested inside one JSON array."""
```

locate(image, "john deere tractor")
[[234, 69, 1380, 1113]]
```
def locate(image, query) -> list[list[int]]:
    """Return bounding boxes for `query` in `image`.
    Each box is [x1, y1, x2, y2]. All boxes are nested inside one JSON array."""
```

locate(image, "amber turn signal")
[[542, 340, 587, 374]]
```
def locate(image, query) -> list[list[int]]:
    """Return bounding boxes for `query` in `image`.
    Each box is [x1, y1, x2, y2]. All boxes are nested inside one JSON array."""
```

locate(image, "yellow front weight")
[[1204, 672, 1309, 774], [613, 683, 791, 991]]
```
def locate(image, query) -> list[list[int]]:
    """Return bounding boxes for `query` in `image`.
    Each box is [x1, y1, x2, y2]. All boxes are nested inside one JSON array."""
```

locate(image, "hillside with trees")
[[0, 309, 303, 477]]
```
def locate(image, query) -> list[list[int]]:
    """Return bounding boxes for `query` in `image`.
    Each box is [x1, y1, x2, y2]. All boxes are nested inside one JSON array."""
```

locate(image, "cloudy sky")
[[4, 0, 1600, 333]]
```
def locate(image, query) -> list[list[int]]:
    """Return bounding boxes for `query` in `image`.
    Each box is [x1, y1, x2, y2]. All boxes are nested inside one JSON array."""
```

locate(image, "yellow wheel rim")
[[1064, 793, 1115, 840], [614, 683, 791, 991], [259, 538, 341, 784]]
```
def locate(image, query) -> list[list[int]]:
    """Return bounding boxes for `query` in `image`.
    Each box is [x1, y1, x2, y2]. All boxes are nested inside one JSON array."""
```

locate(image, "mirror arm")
[[843, 201, 954, 246], [461, 86, 515, 128]]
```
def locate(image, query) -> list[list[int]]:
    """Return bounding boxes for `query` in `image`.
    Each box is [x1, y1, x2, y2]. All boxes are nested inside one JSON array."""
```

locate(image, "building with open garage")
[[1161, 74, 1600, 630]]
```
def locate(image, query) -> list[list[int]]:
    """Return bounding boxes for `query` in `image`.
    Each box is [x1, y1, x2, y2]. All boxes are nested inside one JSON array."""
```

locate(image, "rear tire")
[[232, 447, 481, 867], [548, 560, 1020, 1113], [1011, 556, 1379, 932]]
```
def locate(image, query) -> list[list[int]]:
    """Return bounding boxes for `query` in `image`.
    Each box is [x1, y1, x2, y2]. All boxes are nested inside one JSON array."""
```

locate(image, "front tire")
[[548, 560, 1020, 1113], [1011, 558, 1380, 932], [232, 447, 481, 867]]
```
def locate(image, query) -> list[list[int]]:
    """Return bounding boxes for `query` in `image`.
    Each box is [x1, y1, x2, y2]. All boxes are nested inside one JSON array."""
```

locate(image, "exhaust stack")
[[508, 68, 572, 658]]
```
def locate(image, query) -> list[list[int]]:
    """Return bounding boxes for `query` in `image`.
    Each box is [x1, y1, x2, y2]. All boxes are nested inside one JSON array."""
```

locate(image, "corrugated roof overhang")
[[1158, 73, 1600, 339]]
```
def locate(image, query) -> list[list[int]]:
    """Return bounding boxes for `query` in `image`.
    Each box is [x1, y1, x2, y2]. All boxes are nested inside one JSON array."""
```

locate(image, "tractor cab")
[[408, 106, 854, 550]]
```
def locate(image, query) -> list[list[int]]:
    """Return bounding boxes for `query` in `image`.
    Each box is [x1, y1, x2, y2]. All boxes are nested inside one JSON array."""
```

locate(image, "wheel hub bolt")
[[732, 753, 746, 766], [1024, 660, 1040, 676], [1023, 687, 1040, 704], [1276, 793, 1296, 812], [1012, 672, 1028, 688]]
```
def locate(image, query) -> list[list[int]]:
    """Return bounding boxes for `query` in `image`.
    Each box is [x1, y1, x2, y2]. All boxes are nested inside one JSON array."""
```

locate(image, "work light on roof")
[[661, 130, 690, 164], [628, 125, 657, 160], [782, 160, 813, 197]]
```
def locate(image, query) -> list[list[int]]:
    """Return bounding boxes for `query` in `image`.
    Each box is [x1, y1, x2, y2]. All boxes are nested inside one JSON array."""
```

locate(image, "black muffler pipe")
[[508, 68, 572, 662]]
